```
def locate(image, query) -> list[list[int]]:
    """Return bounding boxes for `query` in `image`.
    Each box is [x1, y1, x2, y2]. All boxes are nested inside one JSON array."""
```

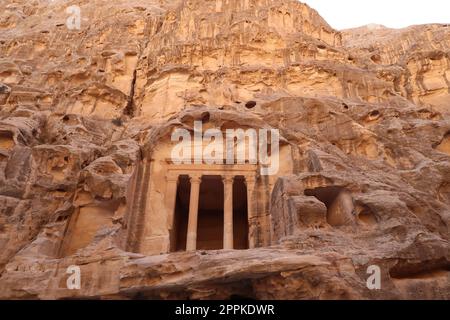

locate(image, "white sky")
[[301, 0, 450, 30]]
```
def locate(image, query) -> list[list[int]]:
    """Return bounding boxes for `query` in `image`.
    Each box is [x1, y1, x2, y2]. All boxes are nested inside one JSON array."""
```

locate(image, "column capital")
[[166, 173, 179, 183], [223, 174, 234, 250], [189, 174, 202, 184], [222, 175, 234, 184], [244, 175, 257, 186], [187, 173, 201, 251]]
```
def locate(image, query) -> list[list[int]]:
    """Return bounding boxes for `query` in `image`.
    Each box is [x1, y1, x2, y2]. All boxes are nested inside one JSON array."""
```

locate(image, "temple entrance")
[[197, 176, 224, 250], [171, 174, 249, 252], [233, 176, 249, 250], [172, 175, 190, 252]]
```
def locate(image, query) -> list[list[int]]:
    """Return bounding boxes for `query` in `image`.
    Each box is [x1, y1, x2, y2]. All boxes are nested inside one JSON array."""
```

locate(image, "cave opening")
[[304, 186, 344, 209], [304, 186, 354, 226], [0, 130, 14, 149]]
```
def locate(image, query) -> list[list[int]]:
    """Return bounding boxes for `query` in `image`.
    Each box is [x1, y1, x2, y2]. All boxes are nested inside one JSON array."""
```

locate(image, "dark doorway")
[[197, 176, 224, 250], [233, 176, 249, 249], [172, 175, 189, 252]]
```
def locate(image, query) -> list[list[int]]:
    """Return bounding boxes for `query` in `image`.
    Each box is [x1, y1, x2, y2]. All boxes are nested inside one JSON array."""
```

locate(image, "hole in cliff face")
[[0, 131, 15, 150], [317, 44, 326, 50], [435, 132, 450, 156], [245, 101, 257, 109], [366, 110, 381, 122], [0, 84, 11, 94], [370, 54, 381, 64], [56, 214, 70, 222], [112, 117, 123, 127], [305, 186, 342, 208], [304, 186, 355, 226], [61, 114, 81, 126], [355, 204, 377, 227], [369, 110, 380, 118]]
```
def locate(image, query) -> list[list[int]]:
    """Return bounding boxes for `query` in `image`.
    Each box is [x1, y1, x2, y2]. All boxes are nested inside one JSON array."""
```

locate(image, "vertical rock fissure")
[[124, 68, 137, 117]]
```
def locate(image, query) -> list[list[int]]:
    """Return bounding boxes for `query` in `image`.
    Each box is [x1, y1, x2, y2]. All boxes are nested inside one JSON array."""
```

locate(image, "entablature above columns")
[[165, 163, 259, 179]]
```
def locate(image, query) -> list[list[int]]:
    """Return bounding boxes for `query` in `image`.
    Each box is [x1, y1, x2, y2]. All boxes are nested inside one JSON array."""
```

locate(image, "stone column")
[[165, 173, 179, 252], [186, 175, 202, 251], [223, 175, 234, 250], [245, 175, 257, 249]]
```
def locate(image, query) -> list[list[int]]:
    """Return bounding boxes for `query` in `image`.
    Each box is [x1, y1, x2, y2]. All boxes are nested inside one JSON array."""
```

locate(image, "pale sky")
[[302, 0, 450, 30]]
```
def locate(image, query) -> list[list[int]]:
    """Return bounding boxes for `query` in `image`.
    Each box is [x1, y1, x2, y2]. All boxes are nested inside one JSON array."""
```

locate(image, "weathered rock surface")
[[0, 0, 449, 300]]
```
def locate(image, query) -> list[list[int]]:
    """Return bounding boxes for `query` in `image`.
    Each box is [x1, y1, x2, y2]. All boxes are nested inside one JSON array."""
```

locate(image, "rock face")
[[0, 0, 449, 300]]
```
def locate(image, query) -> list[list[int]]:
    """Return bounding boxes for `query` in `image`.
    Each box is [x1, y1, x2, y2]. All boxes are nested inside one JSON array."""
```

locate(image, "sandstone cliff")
[[0, 0, 449, 299]]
